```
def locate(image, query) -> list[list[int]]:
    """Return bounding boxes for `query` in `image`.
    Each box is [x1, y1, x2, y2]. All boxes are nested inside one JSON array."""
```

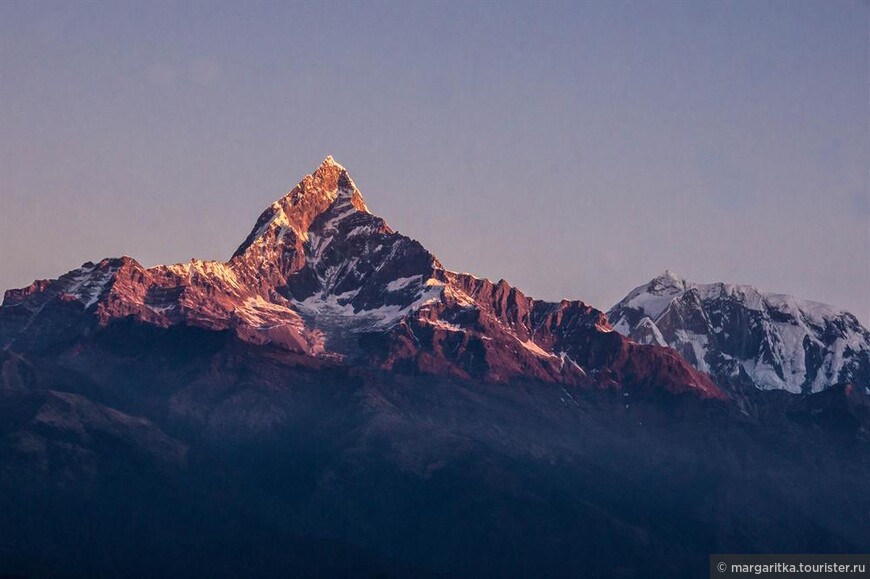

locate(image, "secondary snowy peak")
[[609, 275, 870, 394], [611, 270, 691, 325], [650, 270, 688, 292]]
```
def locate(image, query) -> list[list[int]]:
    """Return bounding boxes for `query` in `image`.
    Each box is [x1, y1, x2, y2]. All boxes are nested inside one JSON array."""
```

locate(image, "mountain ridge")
[[1, 157, 723, 399]]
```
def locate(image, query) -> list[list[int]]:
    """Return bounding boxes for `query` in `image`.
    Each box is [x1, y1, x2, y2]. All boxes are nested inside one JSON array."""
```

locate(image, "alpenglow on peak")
[[233, 156, 370, 257]]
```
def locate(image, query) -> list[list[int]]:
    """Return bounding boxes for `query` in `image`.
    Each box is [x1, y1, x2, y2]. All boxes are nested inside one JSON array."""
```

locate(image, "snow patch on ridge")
[[421, 318, 465, 333], [296, 278, 446, 331], [673, 329, 711, 374], [63, 264, 119, 308], [558, 352, 586, 375], [386, 275, 423, 292], [236, 296, 304, 330], [518, 337, 557, 359]]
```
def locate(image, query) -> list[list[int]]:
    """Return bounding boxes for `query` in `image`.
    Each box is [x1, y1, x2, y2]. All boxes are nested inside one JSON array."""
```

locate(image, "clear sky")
[[1, 1, 868, 323]]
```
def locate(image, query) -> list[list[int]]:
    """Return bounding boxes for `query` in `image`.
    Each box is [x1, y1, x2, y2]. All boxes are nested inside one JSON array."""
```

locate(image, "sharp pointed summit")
[[320, 154, 345, 170], [233, 157, 368, 258]]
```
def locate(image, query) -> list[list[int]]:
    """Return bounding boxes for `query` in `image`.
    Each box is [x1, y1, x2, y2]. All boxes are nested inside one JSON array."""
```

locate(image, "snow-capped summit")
[[652, 270, 687, 292], [1, 158, 722, 399], [608, 275, 870, 394]]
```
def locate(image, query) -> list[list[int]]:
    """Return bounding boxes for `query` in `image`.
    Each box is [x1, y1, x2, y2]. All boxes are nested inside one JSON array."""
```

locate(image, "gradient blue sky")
[[1, 1, 868, 322]]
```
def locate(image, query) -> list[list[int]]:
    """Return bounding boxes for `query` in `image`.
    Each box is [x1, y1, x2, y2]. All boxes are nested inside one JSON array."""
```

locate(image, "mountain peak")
[[233, 158, 369, 257], [290, 155, 362, 209], [648, 269, 687, 294], [657, 269, 684, 283], [320, 154, 345, 171]]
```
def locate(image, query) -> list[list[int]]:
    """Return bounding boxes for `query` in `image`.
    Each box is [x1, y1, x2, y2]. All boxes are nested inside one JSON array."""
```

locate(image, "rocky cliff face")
[[1, 157, 722, 399], [608, 271, 870, 395]]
